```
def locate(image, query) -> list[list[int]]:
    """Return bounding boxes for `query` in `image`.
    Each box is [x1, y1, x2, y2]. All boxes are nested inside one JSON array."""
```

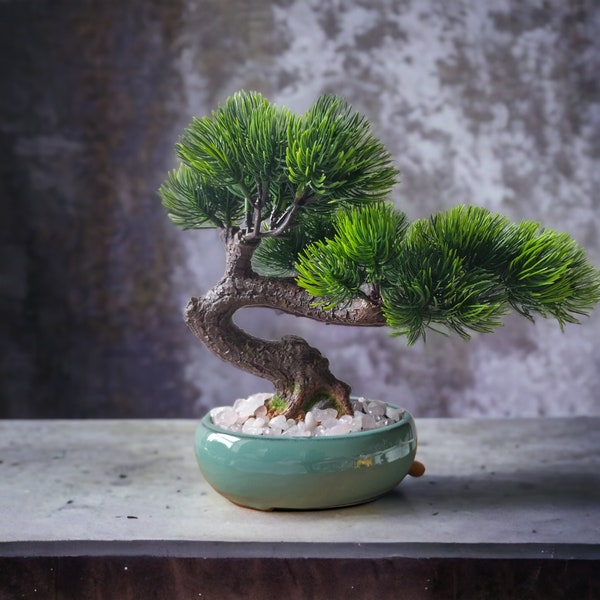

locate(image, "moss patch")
[[267, 395, 287, 414]]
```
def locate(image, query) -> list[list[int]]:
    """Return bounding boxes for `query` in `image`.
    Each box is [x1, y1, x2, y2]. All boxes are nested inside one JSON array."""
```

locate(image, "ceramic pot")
[[194, 403, 418, 510]]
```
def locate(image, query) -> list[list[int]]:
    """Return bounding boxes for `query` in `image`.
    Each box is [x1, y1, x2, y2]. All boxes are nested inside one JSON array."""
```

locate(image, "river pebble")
[[210, 393, 405, 437]]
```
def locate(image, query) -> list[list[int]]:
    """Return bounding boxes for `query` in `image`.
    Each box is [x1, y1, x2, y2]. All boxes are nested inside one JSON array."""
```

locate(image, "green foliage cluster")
[[286, 96, 397, 203], [294, 203, 599, 343], [295, 203, 407, 307], [160, 91, 397, 234], [160, 91, 600, 344]]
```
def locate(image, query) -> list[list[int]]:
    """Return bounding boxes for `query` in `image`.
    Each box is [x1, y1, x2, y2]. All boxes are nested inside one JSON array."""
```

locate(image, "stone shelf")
[[1, 418, 598, 599]]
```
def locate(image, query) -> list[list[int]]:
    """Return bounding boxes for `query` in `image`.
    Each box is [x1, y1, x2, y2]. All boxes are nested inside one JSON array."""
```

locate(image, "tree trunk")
[[184, 231, 386, 419]]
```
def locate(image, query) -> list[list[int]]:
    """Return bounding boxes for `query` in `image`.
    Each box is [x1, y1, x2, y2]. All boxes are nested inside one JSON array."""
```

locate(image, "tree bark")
[[184, 231, 386, 418]]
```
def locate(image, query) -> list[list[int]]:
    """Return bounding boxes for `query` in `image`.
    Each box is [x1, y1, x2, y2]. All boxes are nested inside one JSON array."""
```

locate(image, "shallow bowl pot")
[[194, 403, 418, 510]]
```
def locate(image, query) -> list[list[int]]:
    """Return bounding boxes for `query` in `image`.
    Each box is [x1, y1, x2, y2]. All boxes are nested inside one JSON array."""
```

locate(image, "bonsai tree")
[[159, 91, 600, 421]]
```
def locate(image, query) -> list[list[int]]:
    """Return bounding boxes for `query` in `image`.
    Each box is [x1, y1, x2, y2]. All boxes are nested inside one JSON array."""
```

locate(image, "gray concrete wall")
[[1, 0, 598, 418]]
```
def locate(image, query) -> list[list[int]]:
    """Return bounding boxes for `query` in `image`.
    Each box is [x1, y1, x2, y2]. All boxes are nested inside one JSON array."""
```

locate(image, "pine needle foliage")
[[176, 91, 290, 202], [295, 204, 600, 343], [333, 203, 408, 281], [380, 207, 512, 344], [286, 95, 398, 205], [295, 203, 407, 307], [160, 90, 397, 236], [159, 90, 600, 346], [252, 210, 337, 277], [506, 226, 600, 325], [159, 164, 244, 229]]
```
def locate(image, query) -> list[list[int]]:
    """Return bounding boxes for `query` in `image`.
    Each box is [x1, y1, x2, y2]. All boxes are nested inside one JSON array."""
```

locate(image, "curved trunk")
[[184, 231, 386, 419]]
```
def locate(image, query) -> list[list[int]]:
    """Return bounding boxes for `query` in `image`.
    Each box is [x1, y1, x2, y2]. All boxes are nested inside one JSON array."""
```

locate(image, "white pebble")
[[282, 425, 299, 436], [312, 408, 338, 422], [305, 411, 317, 431], [210, 406, 239, 427], [324, 422, 352, 436], [352, 399, 365, 413], [268, 414, 287, 432], [351, 414, 364, 432], [366, 400, 386, 417], [234, 393, 271, 419], [321, 417, 339, 430], [242, 418, 257, 434], [361, 414, 377, 430], [211, 395, 405, 437], [254, 404, 268, 418], [386, 406, 404, 421]]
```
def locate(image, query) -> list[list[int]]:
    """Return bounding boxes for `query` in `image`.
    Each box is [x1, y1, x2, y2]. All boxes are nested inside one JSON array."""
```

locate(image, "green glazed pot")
[[194, 403, 418, 510]]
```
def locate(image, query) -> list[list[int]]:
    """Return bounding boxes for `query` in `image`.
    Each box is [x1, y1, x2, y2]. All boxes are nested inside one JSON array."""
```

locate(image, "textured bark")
[[185, 231, 386, 418]]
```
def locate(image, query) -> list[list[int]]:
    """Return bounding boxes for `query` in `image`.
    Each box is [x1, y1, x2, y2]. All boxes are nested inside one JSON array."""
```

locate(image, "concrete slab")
[[1, 418, 599, 559]]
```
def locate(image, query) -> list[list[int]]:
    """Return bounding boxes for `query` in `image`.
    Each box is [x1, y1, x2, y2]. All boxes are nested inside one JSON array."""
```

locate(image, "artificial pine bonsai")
[[159, 91, 600, 421]]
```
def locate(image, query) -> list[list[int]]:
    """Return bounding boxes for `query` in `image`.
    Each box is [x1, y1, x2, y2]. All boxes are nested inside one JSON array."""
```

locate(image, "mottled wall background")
[[1, 0, 598, 418]]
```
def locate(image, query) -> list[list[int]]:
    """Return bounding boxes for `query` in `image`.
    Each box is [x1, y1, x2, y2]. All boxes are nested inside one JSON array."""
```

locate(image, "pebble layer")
[[210, 393, 404, 437]]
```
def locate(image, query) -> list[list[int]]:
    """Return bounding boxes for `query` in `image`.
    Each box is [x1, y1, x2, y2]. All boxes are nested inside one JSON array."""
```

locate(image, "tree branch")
[[262, 203, 299, 239]]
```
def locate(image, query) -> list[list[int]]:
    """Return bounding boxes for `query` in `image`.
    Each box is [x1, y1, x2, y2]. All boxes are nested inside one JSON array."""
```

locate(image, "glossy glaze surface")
[[195, 405, 418, 510]]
